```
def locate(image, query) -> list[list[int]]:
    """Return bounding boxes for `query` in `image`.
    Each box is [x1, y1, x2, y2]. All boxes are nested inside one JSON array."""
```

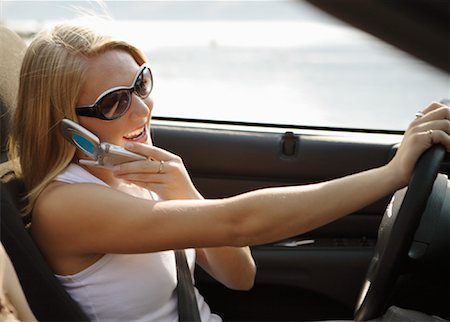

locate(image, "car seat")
[[0, 25, 89, 321], [0, 24, 24, 163]]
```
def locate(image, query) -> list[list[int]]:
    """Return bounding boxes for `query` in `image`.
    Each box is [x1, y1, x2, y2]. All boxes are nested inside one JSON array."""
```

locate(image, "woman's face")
[[76, 50, 153, 148]]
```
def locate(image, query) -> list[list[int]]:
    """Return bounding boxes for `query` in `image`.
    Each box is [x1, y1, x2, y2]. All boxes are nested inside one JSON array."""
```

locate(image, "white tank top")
[[54, 163, 221, 322]]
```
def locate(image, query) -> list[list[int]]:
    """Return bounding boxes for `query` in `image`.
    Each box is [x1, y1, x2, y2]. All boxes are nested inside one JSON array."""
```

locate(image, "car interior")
[[0, 1, 449, 321]]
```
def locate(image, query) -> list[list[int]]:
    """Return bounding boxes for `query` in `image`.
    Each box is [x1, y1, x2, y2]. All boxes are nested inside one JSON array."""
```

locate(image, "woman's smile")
[[123, 125, 147, 143]]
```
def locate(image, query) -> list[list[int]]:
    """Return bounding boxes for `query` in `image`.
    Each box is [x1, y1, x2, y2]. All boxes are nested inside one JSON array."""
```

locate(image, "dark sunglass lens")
[[99, 90, 131, 119], [135, 68, 152, 98]]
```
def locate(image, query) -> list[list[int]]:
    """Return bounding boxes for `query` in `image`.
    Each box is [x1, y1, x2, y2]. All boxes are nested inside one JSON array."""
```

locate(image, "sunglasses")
[[76, 64, 153, 120]]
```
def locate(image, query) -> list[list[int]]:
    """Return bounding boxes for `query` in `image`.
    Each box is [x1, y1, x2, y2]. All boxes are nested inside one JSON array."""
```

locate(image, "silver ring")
[[157, 160, 165, 174], [415, 111, 424, 119]]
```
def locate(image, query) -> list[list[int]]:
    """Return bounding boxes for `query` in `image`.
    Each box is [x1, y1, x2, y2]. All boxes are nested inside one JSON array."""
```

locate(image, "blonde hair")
[[8, 23, 147, 214]]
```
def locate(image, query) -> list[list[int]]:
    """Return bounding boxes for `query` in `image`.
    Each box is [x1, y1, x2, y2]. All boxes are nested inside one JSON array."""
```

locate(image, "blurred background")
[[1, 0, 448, 131]]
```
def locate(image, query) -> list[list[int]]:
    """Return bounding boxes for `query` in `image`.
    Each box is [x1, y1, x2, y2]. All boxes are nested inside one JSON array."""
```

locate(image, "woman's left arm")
[[196, 246, 256, 290], [113, 145, 257, 289]]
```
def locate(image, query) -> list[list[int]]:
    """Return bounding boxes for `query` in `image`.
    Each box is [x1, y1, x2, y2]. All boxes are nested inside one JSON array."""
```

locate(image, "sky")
[[1, 0, 448, 131]]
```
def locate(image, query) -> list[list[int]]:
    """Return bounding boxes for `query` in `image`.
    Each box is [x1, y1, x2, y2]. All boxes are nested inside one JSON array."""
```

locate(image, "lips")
[[123, 126, 146, 141]]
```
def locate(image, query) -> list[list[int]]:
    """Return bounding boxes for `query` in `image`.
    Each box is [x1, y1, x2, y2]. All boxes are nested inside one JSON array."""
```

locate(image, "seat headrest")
[[0, 25, 26, 109], [0, 25, 27, 162]]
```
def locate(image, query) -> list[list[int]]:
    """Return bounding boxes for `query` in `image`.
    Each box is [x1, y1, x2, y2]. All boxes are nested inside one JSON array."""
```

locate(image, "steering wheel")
[[354, 145, 446, 321]]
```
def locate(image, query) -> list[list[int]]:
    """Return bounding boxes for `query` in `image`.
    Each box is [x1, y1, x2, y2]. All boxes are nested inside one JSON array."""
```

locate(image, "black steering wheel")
[[354, 145, 446, 321]]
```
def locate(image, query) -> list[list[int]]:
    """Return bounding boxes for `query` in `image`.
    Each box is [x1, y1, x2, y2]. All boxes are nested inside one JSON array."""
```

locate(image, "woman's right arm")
[[32, 103, 450, 258]]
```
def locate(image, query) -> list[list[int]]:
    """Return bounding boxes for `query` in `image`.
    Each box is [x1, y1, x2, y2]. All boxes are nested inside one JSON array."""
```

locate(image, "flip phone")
[[60, 118, 147, 167]]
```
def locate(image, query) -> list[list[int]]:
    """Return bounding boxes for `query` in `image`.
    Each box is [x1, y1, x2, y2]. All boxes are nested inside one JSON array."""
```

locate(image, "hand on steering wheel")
[[354, 144, 446, 321]]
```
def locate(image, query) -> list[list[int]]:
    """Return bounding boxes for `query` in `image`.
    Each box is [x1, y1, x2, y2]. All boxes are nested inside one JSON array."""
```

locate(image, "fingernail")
[[125, 142, 134, 149]]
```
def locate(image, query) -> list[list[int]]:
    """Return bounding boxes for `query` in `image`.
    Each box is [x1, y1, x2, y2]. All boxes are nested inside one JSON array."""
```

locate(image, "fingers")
[[412, 119, 450, 135], [413, 101, 449, 125], [428, 129, 450, 151], [124, 142, 177, 162], [113, 159, 171, 176], [421, 101, 447, 115], [409, 102, 450, 151], [113, 142, 181, 175], [111, 141, 201, 199], [114, 172, 166, 184], [112, 144, 183, 187]]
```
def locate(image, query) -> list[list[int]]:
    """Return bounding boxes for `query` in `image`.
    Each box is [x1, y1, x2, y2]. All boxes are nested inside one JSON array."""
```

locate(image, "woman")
[[8, 24, 450, 321]]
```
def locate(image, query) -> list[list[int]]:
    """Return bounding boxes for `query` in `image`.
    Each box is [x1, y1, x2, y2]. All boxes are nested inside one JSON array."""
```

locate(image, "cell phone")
[[60, 118, 147, 167]]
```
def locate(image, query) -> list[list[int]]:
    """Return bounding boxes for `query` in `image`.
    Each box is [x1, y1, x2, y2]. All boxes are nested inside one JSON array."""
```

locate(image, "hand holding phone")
[[60, 118, 147, 167]]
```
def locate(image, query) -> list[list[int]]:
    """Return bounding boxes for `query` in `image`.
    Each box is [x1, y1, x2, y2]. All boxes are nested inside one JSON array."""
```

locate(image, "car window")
[[2, 0, 448, 131]]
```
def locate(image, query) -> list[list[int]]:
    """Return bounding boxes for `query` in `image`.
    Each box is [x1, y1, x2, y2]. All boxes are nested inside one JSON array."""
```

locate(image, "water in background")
[[2, 0, 449, 131]]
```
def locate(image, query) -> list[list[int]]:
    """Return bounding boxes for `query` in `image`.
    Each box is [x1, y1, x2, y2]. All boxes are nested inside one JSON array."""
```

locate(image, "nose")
[[129, 93, 153, 119]]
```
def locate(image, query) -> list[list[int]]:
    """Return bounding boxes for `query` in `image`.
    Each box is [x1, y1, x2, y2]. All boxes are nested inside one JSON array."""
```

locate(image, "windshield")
[[2, 0, 448, 131]]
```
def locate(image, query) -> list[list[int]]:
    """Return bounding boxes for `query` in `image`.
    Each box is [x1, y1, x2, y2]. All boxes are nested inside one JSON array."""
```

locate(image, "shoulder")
[[31, 179, 158, 257], [33, 180, 141, 227], [32, 181, 110, 239]]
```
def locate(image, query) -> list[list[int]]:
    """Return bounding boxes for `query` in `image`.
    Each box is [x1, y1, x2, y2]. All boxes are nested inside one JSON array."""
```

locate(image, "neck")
[[79, 164, 122, 188]]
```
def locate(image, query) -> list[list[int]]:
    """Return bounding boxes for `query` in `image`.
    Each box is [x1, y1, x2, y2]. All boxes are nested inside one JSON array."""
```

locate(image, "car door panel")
[[153, 123, 398, 182], [151, 120, 400, 320]]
